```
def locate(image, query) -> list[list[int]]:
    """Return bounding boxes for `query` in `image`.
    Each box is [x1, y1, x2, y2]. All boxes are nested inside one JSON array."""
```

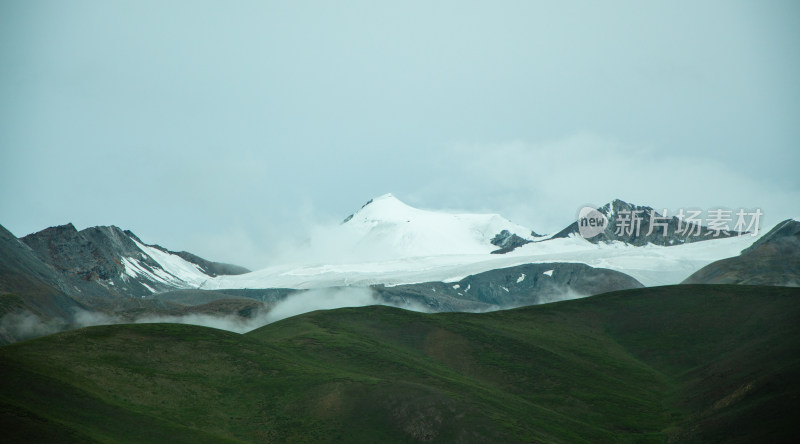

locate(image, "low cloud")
[[0, 311, 66, 342], [134, 287, 431, 333], [71, 309, 124, 328], [1, 287, 431, 342], [538, 287, 591, 304], [412, 133, 800, 235], [264, 287, 378, 323], [142, 287, 430, 332]]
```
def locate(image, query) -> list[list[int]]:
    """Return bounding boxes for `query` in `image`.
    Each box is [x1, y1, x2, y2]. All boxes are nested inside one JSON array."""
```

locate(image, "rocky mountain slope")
[[0, 224, 88, 342], [376, 262, 643, 311], [1, 223, 258, 343], [20, 223, 249, 299], [551, 199, 743, 246], [683, 218, 800, 285]]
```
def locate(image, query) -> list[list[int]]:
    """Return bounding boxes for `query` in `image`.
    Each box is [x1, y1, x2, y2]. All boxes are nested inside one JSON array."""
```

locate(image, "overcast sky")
[[1, 1, 798, 268]]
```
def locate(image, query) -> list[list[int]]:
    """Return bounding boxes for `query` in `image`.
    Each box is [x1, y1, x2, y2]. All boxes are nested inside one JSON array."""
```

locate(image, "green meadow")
[[2, 284, 798, 443]]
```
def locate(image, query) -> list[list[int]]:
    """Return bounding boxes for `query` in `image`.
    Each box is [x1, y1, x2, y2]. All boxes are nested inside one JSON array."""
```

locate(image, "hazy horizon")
[[2, 1, 798, 268]]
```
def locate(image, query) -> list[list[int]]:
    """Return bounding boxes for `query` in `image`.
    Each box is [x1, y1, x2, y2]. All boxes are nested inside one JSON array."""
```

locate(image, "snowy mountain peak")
[[600, 199, 653, 218], [335, 194, 535, 259], [374, 192, 397, 201], [348, 193, 422, 224]]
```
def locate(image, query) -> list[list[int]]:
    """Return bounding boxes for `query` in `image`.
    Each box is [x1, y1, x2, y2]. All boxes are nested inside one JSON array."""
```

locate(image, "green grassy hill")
[[1, 285, 798, 443]]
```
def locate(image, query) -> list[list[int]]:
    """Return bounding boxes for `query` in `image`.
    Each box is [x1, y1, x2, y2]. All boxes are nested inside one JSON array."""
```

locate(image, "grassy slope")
[[1, 285, 798, 443]]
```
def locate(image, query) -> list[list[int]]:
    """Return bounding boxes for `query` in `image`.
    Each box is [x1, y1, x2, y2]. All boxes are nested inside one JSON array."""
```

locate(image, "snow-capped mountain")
[[19, 224, 249, 299], [334, 193, 538, 259], [1, 195, 785, 344], [200, 195, 760, 290], [5, 195, 767, 296]]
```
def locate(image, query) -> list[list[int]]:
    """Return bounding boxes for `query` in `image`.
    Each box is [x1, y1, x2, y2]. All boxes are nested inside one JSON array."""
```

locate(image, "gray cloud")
[[412, 134, 800, 235]]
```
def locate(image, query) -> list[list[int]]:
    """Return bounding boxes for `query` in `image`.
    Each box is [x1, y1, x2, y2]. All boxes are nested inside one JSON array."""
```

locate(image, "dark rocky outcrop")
[[342, 198, 374, 224], [490, 230, 532, 254], [21, 224, 138, 283], [21, 224, 170, 298]]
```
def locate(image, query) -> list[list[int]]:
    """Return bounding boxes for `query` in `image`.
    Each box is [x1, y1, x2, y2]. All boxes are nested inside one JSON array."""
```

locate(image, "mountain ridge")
[[19, 223, 250, 299], [551, 198, 744, 246], [683, 218, 800, 286], [2, 196, 788, 344]]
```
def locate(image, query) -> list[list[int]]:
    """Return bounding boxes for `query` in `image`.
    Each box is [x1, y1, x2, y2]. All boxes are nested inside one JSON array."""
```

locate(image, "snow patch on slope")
[[118, 239, 212, 291], [132, 240, 209, 287]]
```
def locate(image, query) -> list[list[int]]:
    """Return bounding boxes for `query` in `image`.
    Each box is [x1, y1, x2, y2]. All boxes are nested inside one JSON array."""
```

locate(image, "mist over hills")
[[2, 194, 789, 344], [1, 195, 798, 442], [3, 2, 797, 441]]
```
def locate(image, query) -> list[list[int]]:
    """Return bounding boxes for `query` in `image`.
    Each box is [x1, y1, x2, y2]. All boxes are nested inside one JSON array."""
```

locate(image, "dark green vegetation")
[[1, 285, 798, 443]]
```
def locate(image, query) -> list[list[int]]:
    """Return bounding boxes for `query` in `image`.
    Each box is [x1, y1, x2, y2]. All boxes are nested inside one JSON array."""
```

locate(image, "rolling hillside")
[[684, 219, 800, 286], [1, 285, 798, 443]]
